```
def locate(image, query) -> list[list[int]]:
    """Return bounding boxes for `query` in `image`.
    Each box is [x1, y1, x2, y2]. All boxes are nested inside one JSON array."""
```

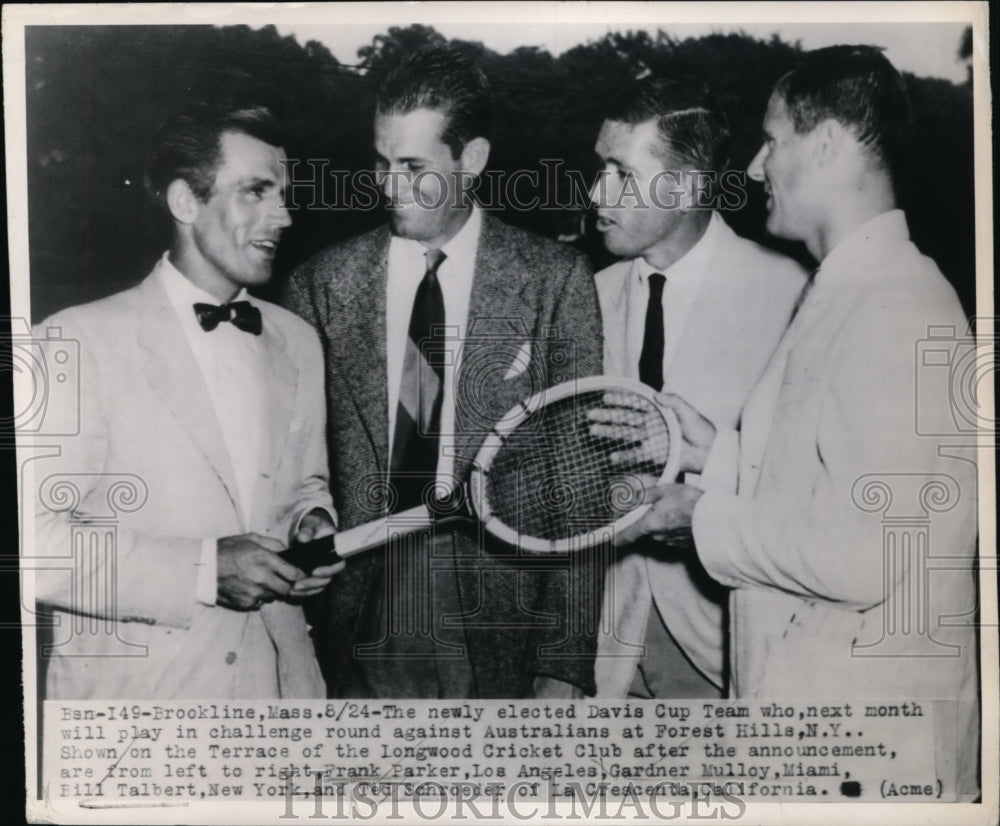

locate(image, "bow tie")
[[193, 301, 262, 335]]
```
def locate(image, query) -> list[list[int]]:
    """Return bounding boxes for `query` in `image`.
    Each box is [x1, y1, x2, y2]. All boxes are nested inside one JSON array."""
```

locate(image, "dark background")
[[23, 23, 976, 320]]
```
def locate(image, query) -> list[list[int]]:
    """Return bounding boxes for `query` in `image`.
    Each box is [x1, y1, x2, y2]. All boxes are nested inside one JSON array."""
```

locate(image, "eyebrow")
[[374, 152, 429, 165], [238, 175, 277, 189], [594, 150, 629, 170]]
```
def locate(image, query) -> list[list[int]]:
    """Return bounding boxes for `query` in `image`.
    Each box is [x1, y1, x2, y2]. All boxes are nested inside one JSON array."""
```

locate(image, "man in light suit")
[[623, 47, 979, 797], [33, 104, 339, 699], [590, 76, 807, 698], [284, 47, 604, 698]]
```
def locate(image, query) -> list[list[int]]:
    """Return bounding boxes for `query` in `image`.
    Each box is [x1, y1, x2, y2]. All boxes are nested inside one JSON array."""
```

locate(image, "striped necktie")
[[388, 248, 447, 512]]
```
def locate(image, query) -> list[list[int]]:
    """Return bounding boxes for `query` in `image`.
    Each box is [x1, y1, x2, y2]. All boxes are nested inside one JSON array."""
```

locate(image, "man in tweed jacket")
[[284, 47, 604, 698]]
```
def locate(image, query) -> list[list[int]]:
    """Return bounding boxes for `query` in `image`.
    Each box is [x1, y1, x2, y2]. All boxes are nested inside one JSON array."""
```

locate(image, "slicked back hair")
[[144, 104, 285, 211], [604, 75, 731, 173], [774, 45, 912, 181], [376, 46, 494, 159]]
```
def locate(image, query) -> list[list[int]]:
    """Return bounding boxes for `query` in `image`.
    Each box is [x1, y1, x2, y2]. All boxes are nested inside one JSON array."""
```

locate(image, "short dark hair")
[[376, 46, 493, 158], [144, 104, 285, 210], [605, 75, 731, 172], [774, 45, 912, 178]]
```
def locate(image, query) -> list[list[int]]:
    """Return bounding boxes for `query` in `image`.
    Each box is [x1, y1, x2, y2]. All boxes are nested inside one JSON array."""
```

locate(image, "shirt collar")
[[439, 203, 482, 267], [633, 210, 723, 286], [158, 252, 250, 304], [816, 209, 910, 287], [156, 252, 251, 330], [390, 204, 483, 279]]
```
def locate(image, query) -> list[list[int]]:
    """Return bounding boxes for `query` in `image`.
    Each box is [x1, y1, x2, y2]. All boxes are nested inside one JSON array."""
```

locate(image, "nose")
[[590, 169, 614, 209], [380, 167, 411, 201], [747, 145, 767, 182], [273, 202, 292, 229]]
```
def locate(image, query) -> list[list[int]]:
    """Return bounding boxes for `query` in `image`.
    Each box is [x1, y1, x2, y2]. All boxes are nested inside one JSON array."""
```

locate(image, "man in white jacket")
[[33, 104, 340, 699]]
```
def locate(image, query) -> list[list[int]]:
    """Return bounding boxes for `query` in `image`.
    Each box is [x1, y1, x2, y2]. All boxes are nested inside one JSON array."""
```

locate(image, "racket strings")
[[484, 390, 672, 543]]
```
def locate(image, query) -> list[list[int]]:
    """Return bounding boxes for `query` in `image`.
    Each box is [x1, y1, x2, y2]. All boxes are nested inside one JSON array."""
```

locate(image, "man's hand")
[[614, 483, 703, 547], [587, 391, 673, 469], [294, 508, 336, 543], [288, 508, 344, 599], [654, 392, 716, 474], [286, 561, 342, 599], [587, 391, 716, 476], [217, 533, 304, 610]]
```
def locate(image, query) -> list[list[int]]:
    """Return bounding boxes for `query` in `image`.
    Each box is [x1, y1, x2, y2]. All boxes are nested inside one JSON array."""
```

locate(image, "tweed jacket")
[[33, 264, 332, 699], [284, 213, 605, 697], [594, 214, 807, 697]]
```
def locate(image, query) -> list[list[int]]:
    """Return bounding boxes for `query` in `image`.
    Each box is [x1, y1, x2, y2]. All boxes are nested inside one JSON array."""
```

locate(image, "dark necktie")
[[350, 248, 473, 697], [388, 249, 447, 513], [193, 301, 262, 335], [638, 272, 666, 391]]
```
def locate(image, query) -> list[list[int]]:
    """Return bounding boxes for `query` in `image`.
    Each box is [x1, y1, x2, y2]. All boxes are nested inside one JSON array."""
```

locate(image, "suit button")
[[225, 651, 237, 665]]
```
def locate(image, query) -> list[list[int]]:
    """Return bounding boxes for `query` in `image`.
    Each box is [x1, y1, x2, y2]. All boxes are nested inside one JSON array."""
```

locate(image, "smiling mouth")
[[250, 239, 279, 256]]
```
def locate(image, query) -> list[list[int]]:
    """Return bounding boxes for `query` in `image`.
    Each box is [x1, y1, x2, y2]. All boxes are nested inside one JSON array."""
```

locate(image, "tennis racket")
[[281, 375, 681, 569]]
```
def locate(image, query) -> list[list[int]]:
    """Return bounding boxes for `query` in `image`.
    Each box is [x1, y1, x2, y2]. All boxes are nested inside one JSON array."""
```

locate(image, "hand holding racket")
[[589, 390, 717, 475], [283, 509, 343, 588], [286, 375, 683, 565], [610, 483, 703, 548]]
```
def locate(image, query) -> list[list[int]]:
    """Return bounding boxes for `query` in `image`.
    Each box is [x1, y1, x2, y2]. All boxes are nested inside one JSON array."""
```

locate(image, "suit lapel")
[[464, 215, 533, 333], [135, 275, 243, 520], [452, 215, 535, 676], [664, 247, 733, 389], [663, 224, 765, 427], [739, 278, 819, 493], [454, 215, 535, 475], [594, 261, 633, 377], [331, 229, 391, 471], [251, 311, 297, 524]]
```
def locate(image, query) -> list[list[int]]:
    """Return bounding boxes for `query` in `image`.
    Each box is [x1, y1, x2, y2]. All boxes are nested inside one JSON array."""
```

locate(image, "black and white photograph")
[[5, 2, 996, 824]]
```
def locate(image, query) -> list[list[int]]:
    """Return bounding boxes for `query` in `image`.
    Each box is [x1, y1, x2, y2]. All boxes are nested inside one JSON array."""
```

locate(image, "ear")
[[166, 178, 200, 225], [676, 170, 697, 213], [662, 169, 702, 213], [459, 137, 490, 178], [813, 119, 847, 167]]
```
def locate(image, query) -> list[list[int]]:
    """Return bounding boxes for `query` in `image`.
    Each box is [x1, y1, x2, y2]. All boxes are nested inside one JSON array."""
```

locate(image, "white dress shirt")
[[618, 211, 722, 382], [157, 254, 268, 604], [385, 206, 481, 489]]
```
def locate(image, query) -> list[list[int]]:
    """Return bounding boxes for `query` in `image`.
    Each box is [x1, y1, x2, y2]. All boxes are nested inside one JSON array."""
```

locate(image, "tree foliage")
[[24, 23, 975, 319]]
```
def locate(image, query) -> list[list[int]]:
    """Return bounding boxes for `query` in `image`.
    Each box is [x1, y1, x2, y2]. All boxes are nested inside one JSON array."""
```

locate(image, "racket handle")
[[333, 505, 434, 558]]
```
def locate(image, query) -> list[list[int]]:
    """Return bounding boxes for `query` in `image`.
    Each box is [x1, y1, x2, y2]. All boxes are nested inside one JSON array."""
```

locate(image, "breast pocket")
[[458, 339, 542, 432]]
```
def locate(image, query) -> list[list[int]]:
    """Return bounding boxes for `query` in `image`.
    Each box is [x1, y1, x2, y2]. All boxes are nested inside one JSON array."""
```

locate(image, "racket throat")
[[426, 486, 473, 522]]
